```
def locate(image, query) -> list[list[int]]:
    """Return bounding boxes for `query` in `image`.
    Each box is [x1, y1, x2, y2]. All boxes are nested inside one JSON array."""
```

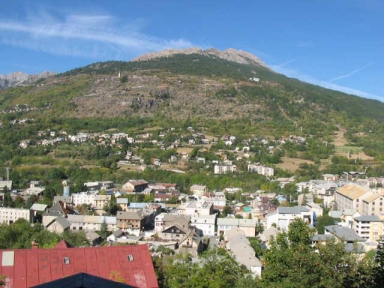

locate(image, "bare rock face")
[[0, 71, 56, 89], [132, 47, 268, 68]]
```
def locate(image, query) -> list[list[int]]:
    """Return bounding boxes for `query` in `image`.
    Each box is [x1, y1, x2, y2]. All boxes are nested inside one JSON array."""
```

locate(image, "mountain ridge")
[[132, 47, 269, 68], [0, 71, 56, 89]]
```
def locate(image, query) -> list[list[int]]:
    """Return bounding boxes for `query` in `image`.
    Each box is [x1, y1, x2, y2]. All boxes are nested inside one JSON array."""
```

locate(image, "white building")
[[190, 214, 217, 236], [266, 206, 313, 230], [71, 192, 97, 207], [0, 207, 32, 224], [214, 164, 237, 175], [67, 215, 117, 232], [217, 218, 257, 237], [182, 201, 213, 222], [247, 164, 274, 177]]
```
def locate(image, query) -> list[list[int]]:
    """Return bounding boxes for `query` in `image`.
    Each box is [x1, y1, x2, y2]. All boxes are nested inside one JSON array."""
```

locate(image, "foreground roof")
[[0, 244, 158, 288]]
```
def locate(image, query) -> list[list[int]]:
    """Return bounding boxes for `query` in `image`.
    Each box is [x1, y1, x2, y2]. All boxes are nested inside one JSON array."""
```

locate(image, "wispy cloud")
[[329, 62, 373, 82], [272, 65, 383, 101], [0, 11, 195, 59], [271, 57, 300, 69]]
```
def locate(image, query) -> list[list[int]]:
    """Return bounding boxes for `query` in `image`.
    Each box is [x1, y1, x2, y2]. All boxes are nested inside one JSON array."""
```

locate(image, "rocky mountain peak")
[[132, 47, 268, 68], [0, 71, 56, 89]]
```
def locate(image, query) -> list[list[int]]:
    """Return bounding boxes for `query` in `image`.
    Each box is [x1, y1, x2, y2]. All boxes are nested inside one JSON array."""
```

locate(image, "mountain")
[[132, 47, 268, 68], [2, 48, 384, 127], [0, 71, 56, 89], [2, 47, 384, 173]]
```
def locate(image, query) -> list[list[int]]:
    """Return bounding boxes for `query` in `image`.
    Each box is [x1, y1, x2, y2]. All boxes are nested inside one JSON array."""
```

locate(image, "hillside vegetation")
[[1, 48, 384, 182]]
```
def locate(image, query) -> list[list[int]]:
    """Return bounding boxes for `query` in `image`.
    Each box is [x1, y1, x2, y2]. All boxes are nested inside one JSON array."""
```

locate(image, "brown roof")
[[337, 184, 369, 200]]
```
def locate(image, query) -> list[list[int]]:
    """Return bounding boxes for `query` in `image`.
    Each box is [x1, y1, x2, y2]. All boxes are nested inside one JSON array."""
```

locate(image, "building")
[[226, 228, 262, 276], [0, 243, 158, 288], [324, 225, 365, 243], [122, 179, 148, 192], [353, 215, 383, 242], [361, 191, 384, 216], [154, 213, 190, 233], [247, 164, 274, 177], [266, 206, 313, 230], [217, 218, 257, 237], [182, 200, 214, 222], [94, 194, 111, 210], [334, 184, 370, 213], [116, 210, 147, 236], [190, 214, 217, 236], [71, 192, 97, 207], [0, 207, 32, 224], [189, 185, 207, 196], [214, 164, 237, 175], [67, 215, 117, 232]]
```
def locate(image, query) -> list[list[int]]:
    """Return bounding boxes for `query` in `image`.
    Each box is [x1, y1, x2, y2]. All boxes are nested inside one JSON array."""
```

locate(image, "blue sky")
[[1, 0, 383, 100]]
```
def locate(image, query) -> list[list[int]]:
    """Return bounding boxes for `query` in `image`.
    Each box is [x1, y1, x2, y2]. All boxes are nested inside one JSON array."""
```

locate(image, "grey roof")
[[278, 206, 310, 214], [86, 231, 101, 242], [354, 215, 381, 222], [311, 234, 335, 241], [325, 225, 365, 242], [30, 203, 48, 212], [112, 229, 124, 238], [55, 216, 71, 230], [345, 242, 365, 253], [116, 198, 128, 204], [329, 211, 343, 218]]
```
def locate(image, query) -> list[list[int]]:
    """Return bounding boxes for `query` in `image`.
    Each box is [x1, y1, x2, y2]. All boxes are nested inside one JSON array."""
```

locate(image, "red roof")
[[0, 244, 158, 288]]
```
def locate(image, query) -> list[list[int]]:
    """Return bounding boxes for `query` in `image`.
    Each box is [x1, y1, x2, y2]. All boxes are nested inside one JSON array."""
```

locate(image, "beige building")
[[353, 215, 383, 242], [334, 184, 370, 213], [94, 195, 111, 210], [361, 191, 384, 216]]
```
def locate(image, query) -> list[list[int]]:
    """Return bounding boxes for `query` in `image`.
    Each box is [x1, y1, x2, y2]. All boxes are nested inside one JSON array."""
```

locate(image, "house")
[[154, 213, 190, 233], [0, 244, 158, 288], [116, 210, 146, 236], [189, 184, 207, 196], [0, 207, 32, 224], [122, 179, 149, 192], [0, 181, 12, 192], [306, 202, 323, 218], [217, 218, 257, 237], [94, 194, 111, 210], [353, 215, 383, 242], [42, 201, 76, 229], [85, 231, 102, 246], [117, 197, 129, 211], [324, 225, 365, 243], [226, 228, 262, 276], [183, 200, 214, 222], [107, 229, 124, 243], [67, 215, 117, 232], [45, 216, 71, 233], [266, 206, 313, 230], [176, 227, 204, 257], [361, 191, 384, 216], [190, 214, 217, 236]]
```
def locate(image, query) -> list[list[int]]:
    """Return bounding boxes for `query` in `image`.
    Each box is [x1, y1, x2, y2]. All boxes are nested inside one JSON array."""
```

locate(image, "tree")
[[315, 214, 335, 234], [261, 218, 369, 288]]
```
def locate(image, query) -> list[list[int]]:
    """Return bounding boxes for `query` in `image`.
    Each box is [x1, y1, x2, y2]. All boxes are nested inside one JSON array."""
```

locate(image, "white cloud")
[[0, 12, 195, 59], [329, 62, 373, 82], [272, 65, 383, 101]]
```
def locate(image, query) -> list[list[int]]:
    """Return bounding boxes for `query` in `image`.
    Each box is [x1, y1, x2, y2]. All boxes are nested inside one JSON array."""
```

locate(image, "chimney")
[[32, 240, 39, 249]]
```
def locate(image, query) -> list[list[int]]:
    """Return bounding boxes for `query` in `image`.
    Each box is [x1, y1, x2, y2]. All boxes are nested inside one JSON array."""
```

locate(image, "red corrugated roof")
[[0, 244, 158, 288]]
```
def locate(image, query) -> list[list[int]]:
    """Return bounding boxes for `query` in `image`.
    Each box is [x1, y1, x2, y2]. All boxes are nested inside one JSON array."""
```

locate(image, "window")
[[127, 254, 134, 262], [63, 257, 70, 264]]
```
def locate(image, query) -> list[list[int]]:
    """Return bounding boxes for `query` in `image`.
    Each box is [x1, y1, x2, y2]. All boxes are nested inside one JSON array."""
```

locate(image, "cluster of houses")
[[3, 172, 384, 278]]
